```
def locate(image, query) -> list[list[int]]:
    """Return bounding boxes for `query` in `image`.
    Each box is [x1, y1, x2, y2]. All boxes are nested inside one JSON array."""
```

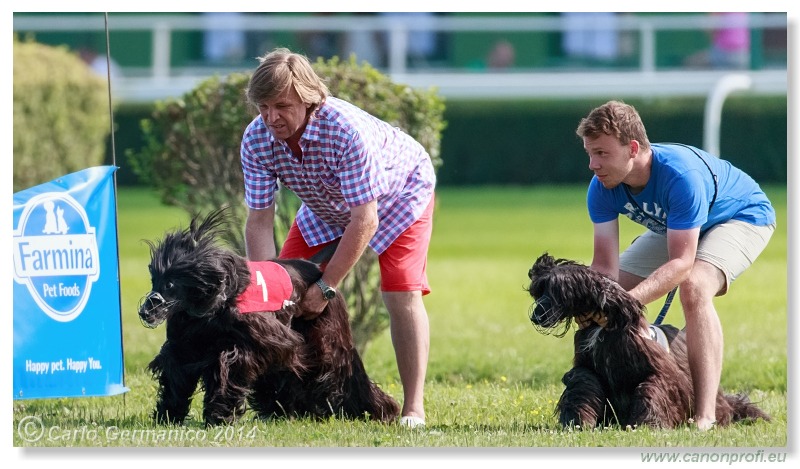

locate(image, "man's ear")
[[629, 140, 640, 158]]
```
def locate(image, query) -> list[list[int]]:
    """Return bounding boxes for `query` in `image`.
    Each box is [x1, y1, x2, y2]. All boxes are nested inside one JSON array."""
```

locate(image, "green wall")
[[108, 96, 786, 187], [437, 96, 787, 186]]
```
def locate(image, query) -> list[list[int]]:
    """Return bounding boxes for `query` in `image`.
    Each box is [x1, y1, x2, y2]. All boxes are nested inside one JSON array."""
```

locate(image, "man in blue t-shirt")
[[576, 100, 775, 431]]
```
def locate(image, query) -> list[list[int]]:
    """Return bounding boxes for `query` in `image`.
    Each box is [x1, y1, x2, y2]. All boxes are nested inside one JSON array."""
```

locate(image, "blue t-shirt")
[[587, 143, 775, 235]]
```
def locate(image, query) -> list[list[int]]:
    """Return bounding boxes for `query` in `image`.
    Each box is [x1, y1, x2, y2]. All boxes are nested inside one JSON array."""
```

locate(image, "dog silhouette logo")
[[41, 200, 70, 235], [13, 193, 100, 322]]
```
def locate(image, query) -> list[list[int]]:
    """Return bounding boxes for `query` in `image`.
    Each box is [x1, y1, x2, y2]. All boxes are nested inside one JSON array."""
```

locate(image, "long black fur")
[[526, 252, 769, 429], [139, 208, 400, 426]]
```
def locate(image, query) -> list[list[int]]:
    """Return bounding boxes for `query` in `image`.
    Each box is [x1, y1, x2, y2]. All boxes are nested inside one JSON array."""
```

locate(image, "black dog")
[[138, 209, 400, 426], [526, 252, 769, 429]]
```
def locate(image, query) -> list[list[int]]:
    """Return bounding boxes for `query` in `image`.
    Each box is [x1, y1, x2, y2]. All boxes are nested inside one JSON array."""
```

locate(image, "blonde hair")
[[245, 48, 328, 112], [576, 100, 651, 150]]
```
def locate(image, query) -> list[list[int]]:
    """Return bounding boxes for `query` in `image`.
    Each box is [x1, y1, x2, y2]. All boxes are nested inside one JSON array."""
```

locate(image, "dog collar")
[[577, 311, 608, 329], [648, 325, 671, 353], [236, 261, 294, 313]]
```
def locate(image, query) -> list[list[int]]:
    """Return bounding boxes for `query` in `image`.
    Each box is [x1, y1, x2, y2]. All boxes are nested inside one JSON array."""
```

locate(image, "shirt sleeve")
[[587, 176, 619, 224], [240, 133, 278, 210]]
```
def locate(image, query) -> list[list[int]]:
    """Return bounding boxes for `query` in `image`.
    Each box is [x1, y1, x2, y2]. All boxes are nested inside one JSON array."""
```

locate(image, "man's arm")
[[590, 220, 621, 280], [301, 199, 379, 315], [628, 227, 699, 305], [322, 199, 378, 288], [244, 205, 277, 261]]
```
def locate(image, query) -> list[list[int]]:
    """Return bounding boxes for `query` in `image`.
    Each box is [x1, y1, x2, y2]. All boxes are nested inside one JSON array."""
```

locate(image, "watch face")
[[317, 279, 335, 300]]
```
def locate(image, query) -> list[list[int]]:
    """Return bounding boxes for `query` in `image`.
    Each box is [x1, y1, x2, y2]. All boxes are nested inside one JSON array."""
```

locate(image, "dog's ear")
[[223, 254, 251, 299], [178, 254, 237, 318], [597, 277, 644, 330]]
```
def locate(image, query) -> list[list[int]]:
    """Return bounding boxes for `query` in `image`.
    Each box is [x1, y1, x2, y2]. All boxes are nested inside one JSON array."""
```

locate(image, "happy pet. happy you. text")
[[25, 358, 102, 375]]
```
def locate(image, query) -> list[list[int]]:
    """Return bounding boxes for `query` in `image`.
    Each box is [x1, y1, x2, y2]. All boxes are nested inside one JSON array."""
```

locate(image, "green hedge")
[[437, 96, 786, 186], [114, 95, 786, 188], [13, 37, 112, 192]]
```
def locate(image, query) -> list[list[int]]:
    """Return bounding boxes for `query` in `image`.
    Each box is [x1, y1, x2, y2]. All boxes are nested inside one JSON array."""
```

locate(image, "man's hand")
[[297, 284, 328, 319]]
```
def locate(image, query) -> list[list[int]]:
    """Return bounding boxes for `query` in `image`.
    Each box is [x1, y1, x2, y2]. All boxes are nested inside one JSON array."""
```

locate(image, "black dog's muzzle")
[[529, 294, 573, 337], [139, 291, 167, 328], [530, 294, 555, 327]]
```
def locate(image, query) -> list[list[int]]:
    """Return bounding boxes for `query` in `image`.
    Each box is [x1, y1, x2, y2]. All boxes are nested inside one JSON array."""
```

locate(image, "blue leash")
[[654, 287, 677, 325]]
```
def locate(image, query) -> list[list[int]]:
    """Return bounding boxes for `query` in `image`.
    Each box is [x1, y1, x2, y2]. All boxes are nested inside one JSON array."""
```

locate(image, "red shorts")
[[279, 196, 434, 295]]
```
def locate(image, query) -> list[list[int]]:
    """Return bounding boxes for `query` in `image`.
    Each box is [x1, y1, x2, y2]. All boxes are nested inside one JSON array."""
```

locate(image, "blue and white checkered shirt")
[[241, 96, 436, 254]]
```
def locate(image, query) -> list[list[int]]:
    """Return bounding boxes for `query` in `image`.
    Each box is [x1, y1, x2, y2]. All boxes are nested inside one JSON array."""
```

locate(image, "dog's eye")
[[165, 282, 174, 290]]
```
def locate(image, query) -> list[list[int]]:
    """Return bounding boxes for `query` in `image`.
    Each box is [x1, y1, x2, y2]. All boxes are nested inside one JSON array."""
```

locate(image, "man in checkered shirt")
[[241, 48, 435, 428]]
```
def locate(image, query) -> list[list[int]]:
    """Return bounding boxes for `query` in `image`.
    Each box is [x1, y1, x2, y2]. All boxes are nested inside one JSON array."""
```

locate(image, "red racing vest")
[[236, 261, 294, 313]]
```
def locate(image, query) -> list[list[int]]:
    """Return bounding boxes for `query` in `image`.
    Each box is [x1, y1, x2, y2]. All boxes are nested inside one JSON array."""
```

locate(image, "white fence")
[[13, 13, 788, 103]]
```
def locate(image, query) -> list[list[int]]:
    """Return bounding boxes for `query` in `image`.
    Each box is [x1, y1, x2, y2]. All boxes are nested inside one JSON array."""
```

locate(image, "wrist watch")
[[315, 278, 336, 300]]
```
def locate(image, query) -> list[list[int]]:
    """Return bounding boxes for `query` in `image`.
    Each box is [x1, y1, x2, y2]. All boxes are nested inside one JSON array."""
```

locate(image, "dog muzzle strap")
[[237, 261, 295, 313]]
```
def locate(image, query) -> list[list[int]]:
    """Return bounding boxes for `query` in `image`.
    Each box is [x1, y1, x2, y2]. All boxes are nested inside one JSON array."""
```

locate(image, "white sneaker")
[[398, 416, 426, 428]]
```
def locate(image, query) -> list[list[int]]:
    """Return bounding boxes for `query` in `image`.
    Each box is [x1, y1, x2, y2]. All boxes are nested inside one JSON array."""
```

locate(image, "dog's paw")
[[203, 408, 243, 427]]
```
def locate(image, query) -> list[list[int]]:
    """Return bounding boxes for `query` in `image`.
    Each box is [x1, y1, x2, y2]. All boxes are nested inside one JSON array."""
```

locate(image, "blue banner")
[[13, 166, 128, 399]]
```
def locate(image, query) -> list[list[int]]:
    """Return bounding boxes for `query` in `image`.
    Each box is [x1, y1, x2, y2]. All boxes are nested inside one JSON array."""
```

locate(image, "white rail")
[[13, 13, 788, 103]]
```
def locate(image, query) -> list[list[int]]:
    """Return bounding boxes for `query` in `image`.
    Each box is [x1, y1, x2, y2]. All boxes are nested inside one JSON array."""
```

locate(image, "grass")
[[12, 184, 788, 450]]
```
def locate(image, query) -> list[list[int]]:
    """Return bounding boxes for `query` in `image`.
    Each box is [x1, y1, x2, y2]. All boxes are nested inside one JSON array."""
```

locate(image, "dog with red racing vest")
[[138, 208, 399, 426]]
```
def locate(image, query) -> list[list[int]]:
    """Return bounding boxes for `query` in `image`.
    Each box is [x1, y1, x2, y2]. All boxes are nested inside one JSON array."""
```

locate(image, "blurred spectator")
[[78, 47, 122, 78], [203, 12, 246, 64], [487, 40, 516, 69], [300, 13, 340, 61], [342, 13, 384, 67], [381, 12, 438, 68], [685, 12, 751, 69], [561, 12, 620, 64], [711, 12, 751, 69]]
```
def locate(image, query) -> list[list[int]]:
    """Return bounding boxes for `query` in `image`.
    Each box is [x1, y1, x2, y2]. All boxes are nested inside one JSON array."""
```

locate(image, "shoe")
[[695, 419, 717, 431], [398, 416, 426, 428]]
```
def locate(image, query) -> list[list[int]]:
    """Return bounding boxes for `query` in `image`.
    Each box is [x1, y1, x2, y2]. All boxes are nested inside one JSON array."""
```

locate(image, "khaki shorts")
[[619, 220, 775, 294]]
